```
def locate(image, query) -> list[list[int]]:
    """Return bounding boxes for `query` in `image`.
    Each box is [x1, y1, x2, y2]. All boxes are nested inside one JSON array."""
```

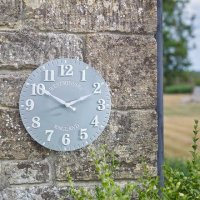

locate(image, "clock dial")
[[19, 58, 111, 151]]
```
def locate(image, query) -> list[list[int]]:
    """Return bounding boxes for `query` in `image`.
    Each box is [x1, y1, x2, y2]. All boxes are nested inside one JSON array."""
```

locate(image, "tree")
[[163, 0, 195, 86]]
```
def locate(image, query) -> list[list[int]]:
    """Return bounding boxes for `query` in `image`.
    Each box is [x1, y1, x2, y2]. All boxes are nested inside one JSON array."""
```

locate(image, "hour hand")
[[66, 94, 92, 107], [43, 89, 76, 111]]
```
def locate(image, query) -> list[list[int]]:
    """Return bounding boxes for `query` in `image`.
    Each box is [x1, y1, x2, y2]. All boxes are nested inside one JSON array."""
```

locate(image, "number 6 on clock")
[[62, 134, 70, 145]]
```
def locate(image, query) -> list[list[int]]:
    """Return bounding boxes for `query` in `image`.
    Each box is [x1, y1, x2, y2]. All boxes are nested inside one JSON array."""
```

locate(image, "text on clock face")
[[43, 65, 88, 82], [30, 82, 103, 96]]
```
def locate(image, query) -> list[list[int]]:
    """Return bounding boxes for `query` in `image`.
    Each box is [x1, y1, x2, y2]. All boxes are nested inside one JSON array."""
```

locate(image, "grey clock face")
[[19, 58, 111, 151]]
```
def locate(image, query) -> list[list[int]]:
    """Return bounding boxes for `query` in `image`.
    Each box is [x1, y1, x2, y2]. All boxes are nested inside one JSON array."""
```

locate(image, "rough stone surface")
[[0, 0, 21, 28], [86, 34, 157, 109], [0, 73, 28, 107], [0, 108, 49, 160], [0, 107, 157, 179], [0, 0, 158, 198], [21, 0, 156, 33], [1, 160, 50, 184], [0, 185, 69, 200], [0, 34, 157, 110], [0, 165, 10, 191], [56, 110, 157, 181], [0, 32, 83, 69], [0, 184, 137, 200]]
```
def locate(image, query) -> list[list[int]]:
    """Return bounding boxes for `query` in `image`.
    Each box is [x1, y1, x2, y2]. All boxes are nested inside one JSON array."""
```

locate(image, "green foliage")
[[163, 0, 195, 86], [64, 120, 200, 200], [134, 162, 160, 200], [164, 84, 193, 94], [162, 120, 200, 199], [165, 158, 189, 175], [66, 145, 136, 200], [195, 79, 200, 86], [184, 71, 200, 86], [193, 73, 200, 86]]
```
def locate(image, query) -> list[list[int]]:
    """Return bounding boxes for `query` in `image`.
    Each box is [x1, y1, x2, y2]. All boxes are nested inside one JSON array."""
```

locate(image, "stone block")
[[0, 166, 10, 191], [0, 185, 68, 200], [56, 110, 157, 181], [22, 0, 156, 34], [0, 31, 83, 69], [0, 0, 21, 28], [1, 160, 50, 184], [0, 108, 50, 160], [86, 34, 157, 110], [0, 73, 28, 107]]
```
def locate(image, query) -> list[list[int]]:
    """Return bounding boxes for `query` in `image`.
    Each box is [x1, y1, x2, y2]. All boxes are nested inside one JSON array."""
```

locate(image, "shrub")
[[66, 145, 136, 200], [165, 158, 189, 175], [164, 84, 193, 94], [63, 120, 200, 200], [162, 120, 200, 199], [195, 79, 200, 86]]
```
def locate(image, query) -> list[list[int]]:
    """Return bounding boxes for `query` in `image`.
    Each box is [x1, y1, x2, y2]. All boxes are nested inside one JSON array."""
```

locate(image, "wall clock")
[[19, 58, 111, 151]]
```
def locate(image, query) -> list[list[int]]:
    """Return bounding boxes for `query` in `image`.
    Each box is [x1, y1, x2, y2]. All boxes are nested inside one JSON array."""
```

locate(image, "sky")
[[185, 0, 200, 71]]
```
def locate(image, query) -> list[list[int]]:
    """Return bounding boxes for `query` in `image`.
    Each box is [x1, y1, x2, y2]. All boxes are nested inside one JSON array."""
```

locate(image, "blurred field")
[[164, 94, 200, 159]]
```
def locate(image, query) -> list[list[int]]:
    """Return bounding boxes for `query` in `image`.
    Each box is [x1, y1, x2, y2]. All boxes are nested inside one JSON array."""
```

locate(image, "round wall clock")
[[19, 58, 111, 151]]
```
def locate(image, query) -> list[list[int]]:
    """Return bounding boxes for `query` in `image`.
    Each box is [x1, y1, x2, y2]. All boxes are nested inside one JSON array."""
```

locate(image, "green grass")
[[165, 94, 200, 116], [164, 94, 200, 159], [165, 103, 200, 116]]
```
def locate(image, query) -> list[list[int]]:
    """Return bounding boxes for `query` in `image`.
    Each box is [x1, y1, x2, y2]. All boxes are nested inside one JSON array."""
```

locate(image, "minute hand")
[[66, 94, 92, 106], [43, 89, 76, 111]]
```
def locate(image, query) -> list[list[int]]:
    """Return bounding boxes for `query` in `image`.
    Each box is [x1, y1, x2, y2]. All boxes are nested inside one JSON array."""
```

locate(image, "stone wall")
[[0, 0, 158, 199]]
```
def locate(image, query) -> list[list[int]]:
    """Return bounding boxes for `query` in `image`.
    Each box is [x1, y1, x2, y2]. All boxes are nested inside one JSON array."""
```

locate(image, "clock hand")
[[65, 94, 92, 107], [43, 89, 76, 111]]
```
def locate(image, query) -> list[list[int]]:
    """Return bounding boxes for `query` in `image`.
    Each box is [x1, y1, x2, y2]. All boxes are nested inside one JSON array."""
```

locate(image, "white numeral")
[[60, 65, 73, 76], [93, 83, 101, 94], [44, 70, 55, 82], [91, 115, 99, 127], [80, 70, 86, 82], [97, 99, 106, 111], [80, 129, 88, 140], [25, 99, 34, 111], [31, 84, 45, 95], [32, 117, 40, 128], [45, 130, 54, 142], [62, 134, 70, 145]]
